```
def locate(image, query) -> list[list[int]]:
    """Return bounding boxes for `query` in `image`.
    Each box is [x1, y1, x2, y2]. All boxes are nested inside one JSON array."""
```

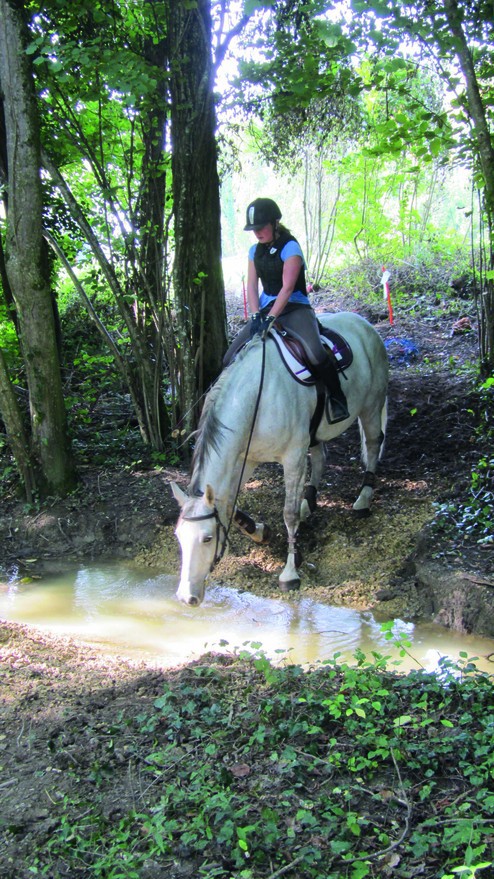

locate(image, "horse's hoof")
[[352, 508, 371, 519], [279, 579, 301, 592]]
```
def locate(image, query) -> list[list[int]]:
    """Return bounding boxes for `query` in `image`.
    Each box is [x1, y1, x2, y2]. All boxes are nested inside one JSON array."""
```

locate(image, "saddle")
[[268, 321, 353, 385]]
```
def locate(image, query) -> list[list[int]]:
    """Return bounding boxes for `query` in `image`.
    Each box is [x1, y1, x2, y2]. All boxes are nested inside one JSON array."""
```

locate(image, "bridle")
[[179, 506, 228, 572]]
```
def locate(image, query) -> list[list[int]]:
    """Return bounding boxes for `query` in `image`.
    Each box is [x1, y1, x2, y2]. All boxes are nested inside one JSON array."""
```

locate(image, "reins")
[[181, 334, 268, 572], [224, 333, 268, 540]]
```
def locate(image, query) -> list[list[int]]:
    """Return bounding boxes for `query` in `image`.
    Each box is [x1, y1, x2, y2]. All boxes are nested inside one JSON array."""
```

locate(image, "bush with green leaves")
[[433, 377, 494, 548], [27, 637, 494, 879]]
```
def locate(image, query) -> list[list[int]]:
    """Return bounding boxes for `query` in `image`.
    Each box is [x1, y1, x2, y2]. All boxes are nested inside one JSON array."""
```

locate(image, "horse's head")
[[171, 482, 227, 607]]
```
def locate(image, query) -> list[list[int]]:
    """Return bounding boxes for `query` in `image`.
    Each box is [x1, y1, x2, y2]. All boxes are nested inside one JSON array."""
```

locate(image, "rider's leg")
[[223, 322, 252, 367], [279, 307, 349, 424], [310, 356, 349, 423]]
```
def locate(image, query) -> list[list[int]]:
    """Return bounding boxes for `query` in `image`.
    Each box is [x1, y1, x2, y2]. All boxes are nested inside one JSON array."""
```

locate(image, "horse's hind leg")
[[353, 401, 387, 517], [301, 442, 326, 520]]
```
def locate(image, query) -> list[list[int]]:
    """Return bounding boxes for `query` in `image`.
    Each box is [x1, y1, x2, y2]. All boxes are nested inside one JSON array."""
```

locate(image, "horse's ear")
[[205, 484, 215, 507], [170, 482, 187, 508]]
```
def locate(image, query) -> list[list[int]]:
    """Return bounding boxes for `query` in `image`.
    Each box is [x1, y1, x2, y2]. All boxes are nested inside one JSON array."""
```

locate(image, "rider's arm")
[[246, 258, 260, 313], [268, 255, 303, 318]]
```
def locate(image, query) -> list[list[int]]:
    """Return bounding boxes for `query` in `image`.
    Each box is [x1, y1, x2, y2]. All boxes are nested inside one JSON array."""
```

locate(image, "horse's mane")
[[188, 344, 254, 492]]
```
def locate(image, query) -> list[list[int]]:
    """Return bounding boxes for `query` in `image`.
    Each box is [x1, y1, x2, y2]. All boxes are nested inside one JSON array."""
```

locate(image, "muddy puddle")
[[1, 562, 494, 675]]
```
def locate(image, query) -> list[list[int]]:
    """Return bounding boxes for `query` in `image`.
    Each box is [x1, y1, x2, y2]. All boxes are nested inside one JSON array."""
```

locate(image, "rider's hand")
[[249, 312, 263, 337], [250, 313, 276, 339], [260, 314, 276, 339]]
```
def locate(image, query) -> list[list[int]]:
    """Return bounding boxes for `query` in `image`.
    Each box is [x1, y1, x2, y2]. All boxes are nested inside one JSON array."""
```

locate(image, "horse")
[[171, 312, 389, 607]]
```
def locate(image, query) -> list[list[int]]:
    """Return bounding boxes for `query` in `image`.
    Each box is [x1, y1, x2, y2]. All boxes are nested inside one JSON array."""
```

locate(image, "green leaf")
[[314, 21, 343, 49]]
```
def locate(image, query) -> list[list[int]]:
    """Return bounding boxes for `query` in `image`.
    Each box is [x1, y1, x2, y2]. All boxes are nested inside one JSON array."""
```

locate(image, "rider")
[[223, 197, 349, 424]]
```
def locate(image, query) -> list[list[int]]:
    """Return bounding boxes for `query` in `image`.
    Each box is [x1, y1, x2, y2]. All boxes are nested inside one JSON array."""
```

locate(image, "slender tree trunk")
[[0, 0, 75, 497], [42, 153, 171, 449], [442, 0, 494, 373], [134, 34, 172, 450], [167, 0, 228, 430], [0, 349, 35, 500]]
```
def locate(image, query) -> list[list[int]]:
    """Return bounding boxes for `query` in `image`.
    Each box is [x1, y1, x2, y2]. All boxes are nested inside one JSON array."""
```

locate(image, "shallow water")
[[1, 562, 494, 675]]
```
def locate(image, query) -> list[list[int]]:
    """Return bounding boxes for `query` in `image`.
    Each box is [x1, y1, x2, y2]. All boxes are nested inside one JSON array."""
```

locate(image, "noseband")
[[180, 506, 228, 572]]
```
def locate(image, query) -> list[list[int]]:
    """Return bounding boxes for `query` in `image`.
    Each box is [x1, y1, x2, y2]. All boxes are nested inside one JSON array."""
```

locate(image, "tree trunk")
[[167, 0, 228, 430], [442, 0, 494, 373], [0, 348, 35, 500], [0, 0, 76, 497], [134, 33, 172, 449], [42, 153, 171, 450]]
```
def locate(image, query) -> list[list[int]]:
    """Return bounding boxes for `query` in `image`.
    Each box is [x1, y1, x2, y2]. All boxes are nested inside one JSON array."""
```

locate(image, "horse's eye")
[[201, 535, 213, 544]]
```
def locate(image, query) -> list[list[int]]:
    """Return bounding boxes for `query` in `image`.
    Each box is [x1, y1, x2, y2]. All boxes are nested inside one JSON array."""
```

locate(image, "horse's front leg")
[[300, 442, 326, 520], [233, 507, 271, 544], [279, 452, 307, 592], [228, 461, 271, 544]]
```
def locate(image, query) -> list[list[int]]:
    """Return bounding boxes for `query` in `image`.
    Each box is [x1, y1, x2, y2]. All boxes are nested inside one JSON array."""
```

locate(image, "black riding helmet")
[[244, 197, 282, 231]]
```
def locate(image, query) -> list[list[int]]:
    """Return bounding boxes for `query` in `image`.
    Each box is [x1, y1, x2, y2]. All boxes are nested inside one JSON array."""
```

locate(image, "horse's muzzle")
[[176, 582, 204, 608]]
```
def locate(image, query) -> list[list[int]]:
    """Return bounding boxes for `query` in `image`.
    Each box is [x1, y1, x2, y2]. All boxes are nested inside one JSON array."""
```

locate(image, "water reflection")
[[1, 562, 494, 675]]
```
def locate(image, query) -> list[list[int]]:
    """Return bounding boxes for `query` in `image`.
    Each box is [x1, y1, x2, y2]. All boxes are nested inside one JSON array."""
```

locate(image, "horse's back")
[[319, 311, 388, 372]]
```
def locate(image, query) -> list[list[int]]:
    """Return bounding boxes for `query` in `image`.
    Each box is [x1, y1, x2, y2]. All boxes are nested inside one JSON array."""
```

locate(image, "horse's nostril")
[[188, 597, 199, 607]]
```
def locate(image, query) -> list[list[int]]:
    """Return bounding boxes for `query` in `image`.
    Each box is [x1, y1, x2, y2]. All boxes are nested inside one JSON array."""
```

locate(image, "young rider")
[[223, 197, 349, 424]]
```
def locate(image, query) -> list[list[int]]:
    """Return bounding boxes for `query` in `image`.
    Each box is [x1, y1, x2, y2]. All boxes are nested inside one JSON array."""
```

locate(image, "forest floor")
[[1, 287, 492, 631], [1, 285, 494, 878]]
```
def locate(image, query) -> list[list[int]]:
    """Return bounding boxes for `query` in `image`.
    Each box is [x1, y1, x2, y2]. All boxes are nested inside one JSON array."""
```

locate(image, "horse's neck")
[[193, 356, 262, 505]]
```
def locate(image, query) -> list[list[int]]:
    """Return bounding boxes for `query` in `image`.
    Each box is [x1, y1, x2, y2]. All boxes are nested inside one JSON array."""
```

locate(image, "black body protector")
[[254, 233, 307, 299]]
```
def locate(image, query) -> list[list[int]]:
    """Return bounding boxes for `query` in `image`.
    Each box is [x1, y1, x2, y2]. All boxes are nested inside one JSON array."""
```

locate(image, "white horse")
[[171, 312, 388, 607]]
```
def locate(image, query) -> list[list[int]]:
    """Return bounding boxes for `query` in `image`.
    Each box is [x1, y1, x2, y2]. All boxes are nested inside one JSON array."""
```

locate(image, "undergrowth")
[[432, 377, 494, 548], [23, 638, 494, 879]]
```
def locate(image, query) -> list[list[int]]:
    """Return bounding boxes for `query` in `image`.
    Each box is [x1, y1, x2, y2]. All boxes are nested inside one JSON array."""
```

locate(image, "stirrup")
[[325, 396, 349, 424]]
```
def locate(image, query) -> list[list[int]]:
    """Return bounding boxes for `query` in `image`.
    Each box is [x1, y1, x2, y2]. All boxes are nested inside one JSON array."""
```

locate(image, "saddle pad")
[[320, 326, 353, 371], [269, 326, 353, 385]]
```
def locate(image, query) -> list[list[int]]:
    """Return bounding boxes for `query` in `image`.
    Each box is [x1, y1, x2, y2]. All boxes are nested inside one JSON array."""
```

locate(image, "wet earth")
[[1, 293, 493, 878], [1, 297, 492, 633]]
